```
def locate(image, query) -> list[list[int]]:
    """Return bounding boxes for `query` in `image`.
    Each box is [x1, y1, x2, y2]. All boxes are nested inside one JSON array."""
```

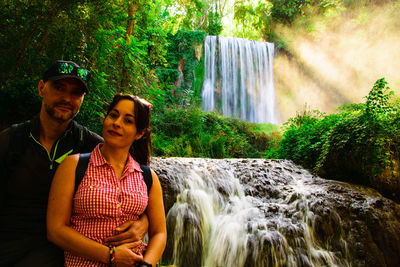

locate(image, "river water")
[[151, 157, 400, 267]]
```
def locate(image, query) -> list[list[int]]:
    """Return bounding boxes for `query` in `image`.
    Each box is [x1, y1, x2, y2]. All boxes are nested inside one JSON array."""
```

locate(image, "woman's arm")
[[141, 170, 167, 266], [46, 154, 142, 265]]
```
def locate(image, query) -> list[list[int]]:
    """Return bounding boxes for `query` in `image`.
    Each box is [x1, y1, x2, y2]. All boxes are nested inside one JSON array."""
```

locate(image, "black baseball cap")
[[43, 60, 91, 93]]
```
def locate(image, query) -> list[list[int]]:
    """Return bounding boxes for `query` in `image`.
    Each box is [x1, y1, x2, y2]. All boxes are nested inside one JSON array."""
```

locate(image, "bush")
[[277, 78, 400, 201], [151, 106, 280, 158]]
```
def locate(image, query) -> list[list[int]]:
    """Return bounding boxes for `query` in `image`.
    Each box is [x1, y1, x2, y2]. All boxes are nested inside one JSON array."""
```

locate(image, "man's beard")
[[44, 102, 78, 122]]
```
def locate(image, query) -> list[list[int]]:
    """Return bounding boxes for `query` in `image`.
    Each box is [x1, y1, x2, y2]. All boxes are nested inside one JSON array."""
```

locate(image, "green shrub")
[[277, 78, 399, 201], [151, 106, 280, 159]]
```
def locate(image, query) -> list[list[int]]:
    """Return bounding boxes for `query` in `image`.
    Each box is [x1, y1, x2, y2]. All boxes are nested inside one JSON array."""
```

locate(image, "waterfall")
[[151, 157, 400, 267], [201, 36, 279, 124]]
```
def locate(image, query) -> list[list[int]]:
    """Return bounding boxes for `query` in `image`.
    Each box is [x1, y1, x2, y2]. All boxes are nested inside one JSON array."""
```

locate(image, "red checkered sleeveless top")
[[65, 144, 148, 266]]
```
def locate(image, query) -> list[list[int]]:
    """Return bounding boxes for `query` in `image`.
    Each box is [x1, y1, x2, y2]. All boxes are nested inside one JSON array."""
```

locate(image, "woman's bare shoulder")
[[57, 153, 80, 172]]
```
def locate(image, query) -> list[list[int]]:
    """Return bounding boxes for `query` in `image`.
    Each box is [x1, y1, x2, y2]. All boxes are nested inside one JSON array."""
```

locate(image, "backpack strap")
[[71, 121, 88, 152], [139, 164, 153, 195], [74, 153, 153, 195], [74, 152, 91, 193]]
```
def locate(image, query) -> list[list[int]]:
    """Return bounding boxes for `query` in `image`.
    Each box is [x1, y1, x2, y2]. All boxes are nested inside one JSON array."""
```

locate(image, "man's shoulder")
[[71, 121, 103, 151], [0, 119, 32, 161], [0, 119, 32, 141], [72, 121, 102, 140], [0, 126, 12, 159]]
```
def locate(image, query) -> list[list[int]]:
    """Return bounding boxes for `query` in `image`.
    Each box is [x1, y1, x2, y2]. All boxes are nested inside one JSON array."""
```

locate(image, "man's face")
[[38, 78, 85, 123]]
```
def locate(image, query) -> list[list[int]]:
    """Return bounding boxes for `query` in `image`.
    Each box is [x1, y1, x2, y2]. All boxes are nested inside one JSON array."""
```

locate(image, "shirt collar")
[[125, 154, 142, 173], [90, 144, 108, 167], [30, 115, 41, 139], [90, 144, 142, 173], [30, 114, 75, 140]]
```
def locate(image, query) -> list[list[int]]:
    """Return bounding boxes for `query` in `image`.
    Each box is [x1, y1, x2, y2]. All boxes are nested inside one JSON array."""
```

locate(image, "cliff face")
[[151, 157, 400, 267]]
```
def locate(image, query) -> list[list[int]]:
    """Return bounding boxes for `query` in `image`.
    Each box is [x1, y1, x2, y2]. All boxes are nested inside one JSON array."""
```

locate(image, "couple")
[[0, 60, 166, 267]]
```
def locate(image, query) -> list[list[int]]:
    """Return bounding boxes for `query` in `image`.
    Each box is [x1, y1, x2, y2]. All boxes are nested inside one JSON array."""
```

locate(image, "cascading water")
[[151, 158, 400, 267], [201, 36, 279, 124]]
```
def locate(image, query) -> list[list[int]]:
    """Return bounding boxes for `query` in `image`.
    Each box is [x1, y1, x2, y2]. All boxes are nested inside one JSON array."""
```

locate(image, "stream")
[[151, 157, 400, 267]]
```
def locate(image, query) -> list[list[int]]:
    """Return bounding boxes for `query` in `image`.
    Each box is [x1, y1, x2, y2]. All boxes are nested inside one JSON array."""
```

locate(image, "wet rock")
[[150, 157, 400, 267]]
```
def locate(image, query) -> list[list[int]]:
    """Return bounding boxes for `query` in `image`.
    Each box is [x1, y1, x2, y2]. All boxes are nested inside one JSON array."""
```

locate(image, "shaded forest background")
[[1, 0, 399, 201]]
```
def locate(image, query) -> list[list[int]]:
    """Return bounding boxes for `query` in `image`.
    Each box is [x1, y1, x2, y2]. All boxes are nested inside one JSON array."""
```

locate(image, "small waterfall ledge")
[[151, 157, 400, 267], [201, 36, 279, 124]]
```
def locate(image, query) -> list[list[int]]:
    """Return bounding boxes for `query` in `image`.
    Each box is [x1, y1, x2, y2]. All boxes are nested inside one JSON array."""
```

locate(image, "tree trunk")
[[126, 2, 136, 44], [120, 0, 137, 92], [14, 26, 38, 73]]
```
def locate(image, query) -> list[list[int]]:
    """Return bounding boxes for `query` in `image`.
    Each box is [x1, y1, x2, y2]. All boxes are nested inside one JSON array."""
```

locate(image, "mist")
[[274, 2, 400, 122]]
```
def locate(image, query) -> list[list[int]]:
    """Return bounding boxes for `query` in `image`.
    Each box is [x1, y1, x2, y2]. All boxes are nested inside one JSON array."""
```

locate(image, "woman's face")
[[103, 99, 144, 149]]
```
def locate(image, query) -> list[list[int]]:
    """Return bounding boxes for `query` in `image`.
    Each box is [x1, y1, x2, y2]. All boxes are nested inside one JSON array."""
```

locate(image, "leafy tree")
[[233, 0, 273, 40], [270, 0, 310, 24], [207, 11, 223, 35], [165, 0, 227, 34], [230, 0, 352, 41], [0, 0, 169, 131], [156, 29, 206, 106], [0, 0, 95, 127]]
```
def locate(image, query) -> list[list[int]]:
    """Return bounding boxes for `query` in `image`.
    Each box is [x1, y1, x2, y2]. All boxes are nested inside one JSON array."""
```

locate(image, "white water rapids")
[[151, 157, 400, 267]]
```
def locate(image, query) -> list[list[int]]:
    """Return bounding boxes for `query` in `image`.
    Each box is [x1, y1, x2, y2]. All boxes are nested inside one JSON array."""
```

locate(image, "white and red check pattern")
[[65, 144, 149, 266]]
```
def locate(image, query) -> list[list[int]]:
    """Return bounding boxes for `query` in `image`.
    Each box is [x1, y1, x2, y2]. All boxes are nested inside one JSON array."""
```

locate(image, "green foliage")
[[156, 29, 206, 106], [0, 0, 284, 157], [166, 0, 224, 34], [0, 0, 169, 130], [277, 78, 399, 199], [365, 77, 394, 116], [0, 1, 211, 138], [192, 55, 205, 105], [229, 0, 381, 42], [70, 0, 170, 131], [207, 11, 223, 36], [268, 32, 289, 51], [271, 0, 311, 24], [231, 0, 346, 41], [0, 0, 92, 126], [152, 106, 280, 158], [232, 0, 273, 40]]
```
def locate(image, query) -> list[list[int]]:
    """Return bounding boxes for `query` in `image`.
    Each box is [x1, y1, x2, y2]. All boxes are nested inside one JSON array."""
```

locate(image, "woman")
[[47, 94, 166, 267]]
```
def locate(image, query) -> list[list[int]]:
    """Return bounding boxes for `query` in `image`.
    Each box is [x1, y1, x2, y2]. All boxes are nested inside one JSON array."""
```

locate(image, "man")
[[0, 60, 147, 266]]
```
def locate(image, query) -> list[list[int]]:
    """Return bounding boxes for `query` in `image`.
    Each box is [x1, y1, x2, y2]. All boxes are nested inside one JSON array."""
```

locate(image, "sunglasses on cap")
[[43, 60, 91, 92], [56, 62, 90, 82]]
